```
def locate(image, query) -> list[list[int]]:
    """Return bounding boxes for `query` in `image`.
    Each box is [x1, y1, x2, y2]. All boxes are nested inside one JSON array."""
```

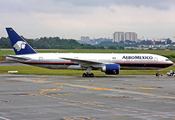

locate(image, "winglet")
[[6, 28, 36, 55]]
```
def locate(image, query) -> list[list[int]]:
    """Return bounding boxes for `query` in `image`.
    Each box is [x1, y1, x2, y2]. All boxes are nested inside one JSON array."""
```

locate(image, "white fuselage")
[[7, 53, 173, 70]]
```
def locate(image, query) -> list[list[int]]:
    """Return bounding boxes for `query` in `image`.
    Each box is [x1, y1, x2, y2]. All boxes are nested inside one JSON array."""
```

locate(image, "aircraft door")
[[39, 57, 43, 62], [154, 57, 158, 63]]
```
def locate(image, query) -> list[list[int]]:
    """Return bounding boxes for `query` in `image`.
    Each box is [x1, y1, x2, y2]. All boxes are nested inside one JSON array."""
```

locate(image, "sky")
[[0, 0, 175, 40]]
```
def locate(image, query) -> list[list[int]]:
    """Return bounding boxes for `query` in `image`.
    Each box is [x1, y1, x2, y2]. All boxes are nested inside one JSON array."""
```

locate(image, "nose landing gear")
[[156, 69, 162, 77]]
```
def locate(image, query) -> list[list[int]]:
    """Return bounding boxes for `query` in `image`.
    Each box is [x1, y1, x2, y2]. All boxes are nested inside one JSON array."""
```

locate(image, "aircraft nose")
[[170, 60, 174, 65]]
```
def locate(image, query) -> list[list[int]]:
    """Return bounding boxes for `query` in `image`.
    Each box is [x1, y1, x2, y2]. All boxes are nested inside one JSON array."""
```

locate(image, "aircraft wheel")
[[86, 74, 90, 77], [156, 73, 159, 77], [90, 73, 94, 77], [83, 73, 87, 77]]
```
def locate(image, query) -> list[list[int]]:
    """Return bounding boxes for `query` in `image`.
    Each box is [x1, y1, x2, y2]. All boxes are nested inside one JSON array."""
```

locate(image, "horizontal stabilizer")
[[6, 55, 30, 61]]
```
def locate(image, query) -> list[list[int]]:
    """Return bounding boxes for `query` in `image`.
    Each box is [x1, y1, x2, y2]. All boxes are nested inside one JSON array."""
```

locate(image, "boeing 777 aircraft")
[[5, 28, 173, 77]]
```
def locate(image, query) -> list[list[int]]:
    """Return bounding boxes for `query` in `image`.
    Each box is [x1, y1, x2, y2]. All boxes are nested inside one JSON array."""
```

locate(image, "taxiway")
[[0, 74, 175, 120]]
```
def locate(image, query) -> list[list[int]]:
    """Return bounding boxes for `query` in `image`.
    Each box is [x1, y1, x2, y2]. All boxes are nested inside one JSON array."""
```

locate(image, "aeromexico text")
[[122, 56, 153, 59]]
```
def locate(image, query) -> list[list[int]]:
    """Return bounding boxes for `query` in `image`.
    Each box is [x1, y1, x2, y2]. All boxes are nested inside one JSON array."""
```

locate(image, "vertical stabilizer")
[[6, 28, 36, 55]]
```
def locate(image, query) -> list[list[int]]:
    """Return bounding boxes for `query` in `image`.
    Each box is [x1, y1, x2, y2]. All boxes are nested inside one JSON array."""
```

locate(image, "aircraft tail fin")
[[6, 28, 36, 55]]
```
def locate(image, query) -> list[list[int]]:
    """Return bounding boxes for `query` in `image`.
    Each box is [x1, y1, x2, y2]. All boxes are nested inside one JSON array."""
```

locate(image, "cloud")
[[1, 0, 175, 40], [53, 0, 175, 10], [1, 0, 175, 14]]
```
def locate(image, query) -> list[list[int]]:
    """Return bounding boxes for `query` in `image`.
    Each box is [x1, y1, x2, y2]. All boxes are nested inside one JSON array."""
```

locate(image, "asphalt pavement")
[[0, 74, 175, 120]]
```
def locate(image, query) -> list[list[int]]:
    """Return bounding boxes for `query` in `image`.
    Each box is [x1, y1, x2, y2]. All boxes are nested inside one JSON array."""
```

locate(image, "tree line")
[[0, 36, 126, 49], [0, 36, 97, 49]]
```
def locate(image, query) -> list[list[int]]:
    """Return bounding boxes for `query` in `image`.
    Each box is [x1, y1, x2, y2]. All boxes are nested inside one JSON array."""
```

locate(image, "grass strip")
[[0, 65, 174, 76]]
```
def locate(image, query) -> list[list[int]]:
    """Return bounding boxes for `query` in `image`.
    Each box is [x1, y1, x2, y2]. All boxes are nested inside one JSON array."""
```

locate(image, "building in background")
[[125, 32, 137, 42], [113, 32, 125, 42], [81, 36, 90, 43], [172, 36, 175, 43], [113, 32, 137, 42]]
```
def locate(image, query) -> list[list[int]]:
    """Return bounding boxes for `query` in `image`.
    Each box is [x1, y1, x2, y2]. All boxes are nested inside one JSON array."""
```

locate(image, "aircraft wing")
[[5, 55, 30, 61], [61, 57, 104, 64], [60, 57, 106, 68]]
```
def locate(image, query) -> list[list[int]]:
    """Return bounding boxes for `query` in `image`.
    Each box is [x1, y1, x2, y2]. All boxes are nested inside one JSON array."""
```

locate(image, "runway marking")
[[0, 80, 21, 82], [90, 104, 96, 106], [105, 106, 112, 108], [62, 117, 96, 120], [64, 93, 71, 95], [97, 105, 104, 107], [151, 114, 159, 116], [122, 109, 129, 111], [33, 79, 45, 82], [139, 112, 147, 114], [0, 116, 11, 120], [135, 87, 155, 89], [110, 116, 124, 118], [160, 115, 170, 118], [87, 88, 109, 90], [40, 88, 61, 91], [130, 110, 138, 113]]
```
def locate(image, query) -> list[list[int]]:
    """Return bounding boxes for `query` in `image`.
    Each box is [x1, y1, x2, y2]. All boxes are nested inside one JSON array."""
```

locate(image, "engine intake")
[[101, 64, 120, 75]]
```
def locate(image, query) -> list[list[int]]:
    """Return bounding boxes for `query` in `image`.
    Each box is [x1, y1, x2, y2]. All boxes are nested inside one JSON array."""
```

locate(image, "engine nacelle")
[[101, 64, 120, 75]]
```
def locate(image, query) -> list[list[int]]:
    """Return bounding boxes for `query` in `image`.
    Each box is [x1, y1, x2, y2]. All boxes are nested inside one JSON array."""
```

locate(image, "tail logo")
[[13, 41, 26, 51]]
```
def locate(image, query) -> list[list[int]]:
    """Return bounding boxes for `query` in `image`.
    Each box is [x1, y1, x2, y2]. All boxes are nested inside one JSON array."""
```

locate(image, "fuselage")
[[7, 53, 173, 70]]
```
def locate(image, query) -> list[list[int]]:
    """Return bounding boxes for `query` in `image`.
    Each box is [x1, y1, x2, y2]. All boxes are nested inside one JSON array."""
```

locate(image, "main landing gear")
[[82, 73, 94, 77], [82, 67, 94, 77]]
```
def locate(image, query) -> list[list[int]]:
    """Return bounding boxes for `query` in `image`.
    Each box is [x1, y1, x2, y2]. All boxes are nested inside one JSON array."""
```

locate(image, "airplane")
[[5, 28, 173, 77]]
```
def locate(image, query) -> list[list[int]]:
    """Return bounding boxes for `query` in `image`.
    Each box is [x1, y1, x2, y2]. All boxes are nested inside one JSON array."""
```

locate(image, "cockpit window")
[[166, 59, 170, 61]]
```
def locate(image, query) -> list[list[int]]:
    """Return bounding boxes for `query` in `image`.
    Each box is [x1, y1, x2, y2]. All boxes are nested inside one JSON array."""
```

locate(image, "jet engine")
[[101, 64, 120, 75]]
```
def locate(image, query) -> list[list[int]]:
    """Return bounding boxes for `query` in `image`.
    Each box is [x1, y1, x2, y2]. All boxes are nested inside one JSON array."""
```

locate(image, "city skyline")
[[1, 0, 175, 40]]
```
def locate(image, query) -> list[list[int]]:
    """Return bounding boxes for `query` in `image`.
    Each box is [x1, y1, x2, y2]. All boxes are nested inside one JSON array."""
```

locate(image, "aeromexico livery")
[[6, 28, 173, 77]]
